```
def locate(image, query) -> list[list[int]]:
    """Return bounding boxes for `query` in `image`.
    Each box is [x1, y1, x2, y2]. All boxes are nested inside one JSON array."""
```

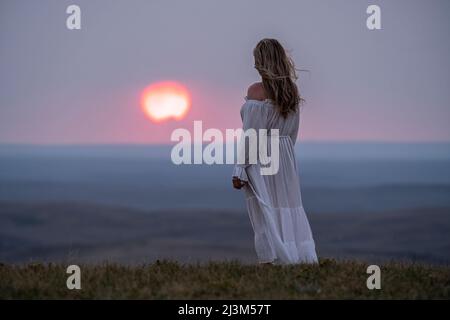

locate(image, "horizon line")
[[1, 140, 450, 147]]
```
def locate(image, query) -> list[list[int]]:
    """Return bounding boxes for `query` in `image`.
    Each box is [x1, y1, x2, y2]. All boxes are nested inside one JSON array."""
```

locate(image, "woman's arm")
[[232, 85, 268, 189]]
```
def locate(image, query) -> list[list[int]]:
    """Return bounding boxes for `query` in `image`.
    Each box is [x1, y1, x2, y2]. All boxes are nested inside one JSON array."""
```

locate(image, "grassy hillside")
[[1, 259, 449, 299]]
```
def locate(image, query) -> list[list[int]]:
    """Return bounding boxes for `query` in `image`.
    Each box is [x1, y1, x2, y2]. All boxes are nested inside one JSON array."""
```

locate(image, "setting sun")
[[141, 81, 191, 122]]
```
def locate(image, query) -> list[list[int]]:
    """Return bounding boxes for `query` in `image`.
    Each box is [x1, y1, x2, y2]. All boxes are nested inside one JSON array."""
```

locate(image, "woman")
[[232, 38, 318, 265]]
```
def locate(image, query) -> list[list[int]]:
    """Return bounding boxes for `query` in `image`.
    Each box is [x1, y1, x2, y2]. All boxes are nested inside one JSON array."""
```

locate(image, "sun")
[[141, 81, 191, 122]]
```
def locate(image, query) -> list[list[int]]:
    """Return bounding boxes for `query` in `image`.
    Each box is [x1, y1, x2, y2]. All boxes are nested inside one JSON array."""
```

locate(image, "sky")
[[0, 0, 449, 144]]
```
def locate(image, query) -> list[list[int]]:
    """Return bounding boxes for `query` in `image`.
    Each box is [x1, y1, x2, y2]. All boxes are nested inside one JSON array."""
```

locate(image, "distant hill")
[[1, 201, 449, 265]]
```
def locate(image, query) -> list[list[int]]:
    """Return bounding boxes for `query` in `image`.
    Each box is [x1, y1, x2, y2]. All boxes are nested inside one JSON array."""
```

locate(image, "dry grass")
[[0, 259, 449, 299]]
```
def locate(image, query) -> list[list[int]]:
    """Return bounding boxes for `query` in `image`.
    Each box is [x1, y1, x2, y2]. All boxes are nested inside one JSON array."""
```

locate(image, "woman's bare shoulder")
[[247, 82, 268, 101]]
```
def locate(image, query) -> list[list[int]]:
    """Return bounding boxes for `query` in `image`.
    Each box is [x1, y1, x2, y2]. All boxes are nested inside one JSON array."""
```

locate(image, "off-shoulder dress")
[[232, 97, 318, 264]]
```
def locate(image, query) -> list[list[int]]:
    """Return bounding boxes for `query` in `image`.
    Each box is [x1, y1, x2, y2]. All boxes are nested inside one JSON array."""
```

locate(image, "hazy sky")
[[1, 0, 449, 144]]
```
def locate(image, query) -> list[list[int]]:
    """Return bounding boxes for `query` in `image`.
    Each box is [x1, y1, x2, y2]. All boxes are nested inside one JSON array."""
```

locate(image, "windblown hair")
[[253, 38, 304, 117]]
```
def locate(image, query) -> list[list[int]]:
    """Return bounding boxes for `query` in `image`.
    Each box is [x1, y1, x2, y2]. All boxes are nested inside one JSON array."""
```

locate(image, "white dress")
[[233, 97, 318, 265]]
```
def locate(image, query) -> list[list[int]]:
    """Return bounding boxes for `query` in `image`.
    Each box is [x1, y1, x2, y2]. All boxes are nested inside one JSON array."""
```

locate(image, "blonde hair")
[[253, 38, 304, 117]]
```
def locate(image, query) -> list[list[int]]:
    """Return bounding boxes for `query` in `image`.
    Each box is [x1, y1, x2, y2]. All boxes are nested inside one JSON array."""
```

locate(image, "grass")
[[0, 259, 449, 299]]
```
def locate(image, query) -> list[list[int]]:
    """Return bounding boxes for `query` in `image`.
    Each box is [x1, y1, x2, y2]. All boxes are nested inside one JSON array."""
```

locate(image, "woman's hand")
[[232, 177, 247, 189]]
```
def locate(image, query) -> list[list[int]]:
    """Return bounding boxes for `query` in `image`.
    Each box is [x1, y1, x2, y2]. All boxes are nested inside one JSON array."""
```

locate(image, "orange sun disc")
[[141, 81, 191, 122]]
